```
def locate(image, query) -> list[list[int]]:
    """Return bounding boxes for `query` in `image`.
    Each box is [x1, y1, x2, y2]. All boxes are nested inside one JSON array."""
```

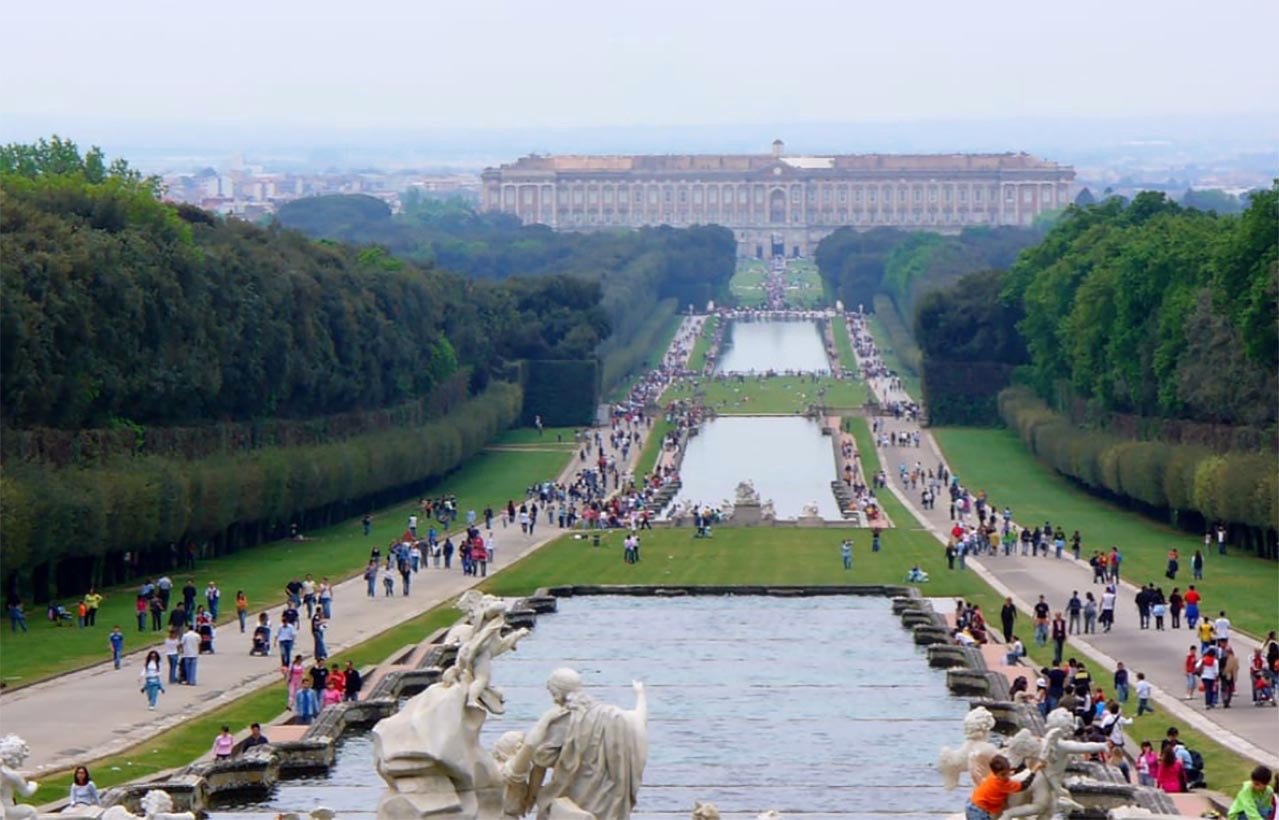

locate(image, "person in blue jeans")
[[7, 601, 28, 633], [277, 621, 296, 668], [364, 562, 378, 598], [109, 626, 125, 669]]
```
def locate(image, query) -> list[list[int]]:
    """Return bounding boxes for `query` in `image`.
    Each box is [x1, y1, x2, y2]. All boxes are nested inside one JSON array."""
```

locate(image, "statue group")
[[373, 593, 648, 820]]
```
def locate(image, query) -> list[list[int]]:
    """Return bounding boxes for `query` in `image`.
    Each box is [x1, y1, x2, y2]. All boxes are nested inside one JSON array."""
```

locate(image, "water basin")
[[716, 320, 829, 374], [213, 595, 966, 820], [671, 416, 839, 519]]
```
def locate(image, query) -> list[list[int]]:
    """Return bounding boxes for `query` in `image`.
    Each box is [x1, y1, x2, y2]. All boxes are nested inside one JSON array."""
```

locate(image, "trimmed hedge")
[[2, 382, 523, 597], [999, 387, 1278, 537], [519, 360, 599, 427], [872, 294, 922, 375]]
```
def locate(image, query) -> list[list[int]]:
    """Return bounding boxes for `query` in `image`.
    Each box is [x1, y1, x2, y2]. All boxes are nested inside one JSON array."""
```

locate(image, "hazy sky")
[[3, 0, 1277, 136]]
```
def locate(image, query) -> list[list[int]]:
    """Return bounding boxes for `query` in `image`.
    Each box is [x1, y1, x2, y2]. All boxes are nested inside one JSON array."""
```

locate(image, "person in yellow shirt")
[[83, 589, 104, 627], [1199, 619, 1216, 653]]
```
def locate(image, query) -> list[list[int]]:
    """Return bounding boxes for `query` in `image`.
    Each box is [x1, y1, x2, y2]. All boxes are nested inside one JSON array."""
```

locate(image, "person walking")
[[277, 617, 298, 667], [1114, 662, 1130, 704], [1000, 598, 1017, 644], [319, 578, 333, 619], [108, 625, 125, 670], [1100, 586, 1117, 633], [139, 650, 165, 710], [310, 612, 328, 662], [235, 590, 248, 633], [343, 661, 363, 702], [7, 599, 28, 634], [1067, 591, 1082, 635], [211, 727, 235, 761], [1199, 647, 1221, 709], [1083, 592, 1098, 634], [163, 629, 181, 684], [1221, 647, 1239, 709], [205, 582, 221, 621], [1050, 612, 1068, 666], [841, 539, 853, 571], [285, 654, 306, 710], [364, 561, 378, 598], [1184, 645, 1200, 700], [1191, 550, 1204, 581], [1135, 672, 1154, 716], [180, 625, 201, 685], [1032, 596, 1050, 646]]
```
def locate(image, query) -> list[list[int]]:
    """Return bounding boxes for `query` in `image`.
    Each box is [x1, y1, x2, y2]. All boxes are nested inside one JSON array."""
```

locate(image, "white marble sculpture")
[[101, 790, 195, 820], [373, 594, 530, 820], [0, 735, 37, 820], [500, 669, 648, 820], [937, 706, 999, 789], [759, 500, 776, 521], [734, 480, 760, 506], [799, 502, 821, 519], [690, 802, 720, 820], [1000, 708, 1109, 820]]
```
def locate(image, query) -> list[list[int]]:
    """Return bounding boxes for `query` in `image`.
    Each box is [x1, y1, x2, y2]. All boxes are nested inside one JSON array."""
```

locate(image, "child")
[[382, 566, 395, 597], [1135, 672, 1154, 716], [967, 754, 1040, 819], [1226, 765, 1274, 820], [1136, 741, 1157, 787], [109, 626, 125, 669]]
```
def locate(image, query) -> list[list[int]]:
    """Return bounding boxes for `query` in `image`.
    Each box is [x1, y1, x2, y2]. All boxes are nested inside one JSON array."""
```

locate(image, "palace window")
[[958, 188, 967, 203], [693, 188, 703, 204], [913, 188, 922, 203], [1022, 187, 1032, 203], [708, 188, 717, 204], [588, 190, 599, 204], [664, 189, 672, 203], [868, 189, 876, 204], [1005, 187, 1015, 203], [604, 189, 613, 204], [679, 188, 688, 203]]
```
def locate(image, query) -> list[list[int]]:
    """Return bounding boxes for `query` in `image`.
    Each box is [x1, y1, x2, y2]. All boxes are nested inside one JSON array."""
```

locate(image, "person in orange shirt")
[[967, 754, 1042, 819]]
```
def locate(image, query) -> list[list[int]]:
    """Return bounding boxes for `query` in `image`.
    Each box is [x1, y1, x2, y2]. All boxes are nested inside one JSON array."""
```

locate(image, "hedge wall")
[[519, 359, 600, 427], [872, 294, 922, 376], [1, 382, 523, 599], [999, 386, 1278, 556], [921, 359, 1018, 426]]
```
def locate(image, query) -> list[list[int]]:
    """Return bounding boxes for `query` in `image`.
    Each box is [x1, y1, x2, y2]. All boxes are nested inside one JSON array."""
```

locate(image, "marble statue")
[[373, 593, 530, 820], [690, 802, 720, 820], [1000, 708, 1109, 820], [101, 790, 195, 820], [799, 502, 821, 519], [759, 500, 776, 521], [0, 735, 37, 820], [734, 480, 760, 506], [500, 669, 648, 820], [937, 706, 999, 789]]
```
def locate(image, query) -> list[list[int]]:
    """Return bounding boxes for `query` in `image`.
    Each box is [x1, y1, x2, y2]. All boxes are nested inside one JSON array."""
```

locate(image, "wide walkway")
[[851, 315, 1279, 768], [0, 335, 689, 776]]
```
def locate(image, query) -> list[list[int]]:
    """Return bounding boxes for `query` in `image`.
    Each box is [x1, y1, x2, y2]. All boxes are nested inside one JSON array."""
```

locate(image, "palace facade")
[[481, 141, 1075, 256]]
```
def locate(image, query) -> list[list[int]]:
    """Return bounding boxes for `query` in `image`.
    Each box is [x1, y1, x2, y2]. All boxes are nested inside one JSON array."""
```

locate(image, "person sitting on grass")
[[1227, 765, 1275, 820]]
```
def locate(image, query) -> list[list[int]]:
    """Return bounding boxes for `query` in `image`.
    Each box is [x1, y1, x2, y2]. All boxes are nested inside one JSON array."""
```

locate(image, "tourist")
[[1185, 585, 1202, 629], [295, 672, 320, 724], [311, 611, 328, 661], [285, 654, 306, 709], [362, 513, 372, 536], [1005, 636, 1025, 666], [132, 596, 145, 631], [1114, 662, 1130, 704], [276, 618, 297, 668], [1199, 647, 1221, 709], [6, 599, 28, 634], [212, 726, 235, 761], [1226, 766, 1274, 820], [965, 754, 1040, 820], [1215, 611, 1232, 648], [241, 723, 270, 751], [1067, 591, 1082, 634], [382, 563, 396, 597], [1153, 745, 1185, 793], [323, 676, 343, 709], [343, 661, 363, 702], [108, 625, 125, 670], [84, 588, 103, 627], [840, 539, 852, 570], [1099, 585, 1117, 633], [1221, 647, 1239, 709], [139, 649, 165, 710], [302, 574, 317, 619], [1136, 741, 1158, 788], [205, 581, 221, 621], [1050, 612, 1067, 666], [68, 766, 100, 807], [363, 561, 378, 598], [235, 590, 248, 633], [1192, 550, 1205, 581], [319, 577, 333, 618], [182, 578, 197, 622], [1032, 595, 1050, 646], [1166, 549, 1180, 580], [1169, 588, 1184, 629], [399, 555, 412, 595], [180, 624, 201, 684], [1184, 645, 1200, 699], [999, 597, 1017, 643], [163, 628, 181, 683]]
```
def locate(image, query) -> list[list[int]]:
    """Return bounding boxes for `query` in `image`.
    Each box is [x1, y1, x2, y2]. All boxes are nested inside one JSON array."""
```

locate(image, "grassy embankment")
[[866, 311, 922, 399], [663, 376, 868, 415], [1, 436, 573, 687], [831, 313, 856, 371], [933, 428, 1279, 639], [728, 259, 768, 307], [686, 316, 720, 374]]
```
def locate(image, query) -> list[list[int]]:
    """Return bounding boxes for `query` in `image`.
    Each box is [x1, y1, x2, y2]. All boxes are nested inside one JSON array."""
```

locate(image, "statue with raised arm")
[[501, 669, 647, 820], [937, 706, 999, 789], [0, 735, 37, 820], [455, 598, 530, 714], [1001, 708, 1108, 819]]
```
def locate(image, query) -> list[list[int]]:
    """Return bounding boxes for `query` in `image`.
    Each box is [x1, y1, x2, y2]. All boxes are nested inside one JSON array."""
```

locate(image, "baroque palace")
[[481, 140, 1075, 256]]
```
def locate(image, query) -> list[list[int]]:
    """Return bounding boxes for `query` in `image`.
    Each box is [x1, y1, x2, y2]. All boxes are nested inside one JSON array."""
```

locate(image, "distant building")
[[482, 141, 1075, 256]]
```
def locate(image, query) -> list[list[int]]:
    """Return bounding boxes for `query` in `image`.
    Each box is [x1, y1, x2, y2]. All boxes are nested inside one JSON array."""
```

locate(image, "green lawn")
[[0, 438, 572, 687], [491, 426, 580, 447], [728, 261, 768, 307], [634, 418, 673, 480], [933, 428, 1279, 638], [662, 376, 868, 415], [687, 316, 720, 373], [831, 315, 855, 371]]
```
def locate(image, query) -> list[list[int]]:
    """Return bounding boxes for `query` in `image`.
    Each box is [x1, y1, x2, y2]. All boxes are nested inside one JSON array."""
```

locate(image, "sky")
[[2, 0, 1278, 168]]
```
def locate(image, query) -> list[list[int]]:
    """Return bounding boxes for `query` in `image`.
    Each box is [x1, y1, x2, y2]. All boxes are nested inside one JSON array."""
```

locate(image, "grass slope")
[[663, 376, 868, 415]]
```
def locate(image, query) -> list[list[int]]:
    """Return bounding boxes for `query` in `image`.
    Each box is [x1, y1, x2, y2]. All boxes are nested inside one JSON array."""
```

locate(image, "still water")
[[213, 596, 966, 820], [715, 320, 829, 374], [671, 416, 840, 519]]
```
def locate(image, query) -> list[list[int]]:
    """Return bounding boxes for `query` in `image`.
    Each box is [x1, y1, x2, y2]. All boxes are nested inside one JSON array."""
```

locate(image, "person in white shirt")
[[408, 514, 418, 537], [1134, 672, 1154, 715], [1213, 612, 1231, 646], [179, 627, 201, 685]]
